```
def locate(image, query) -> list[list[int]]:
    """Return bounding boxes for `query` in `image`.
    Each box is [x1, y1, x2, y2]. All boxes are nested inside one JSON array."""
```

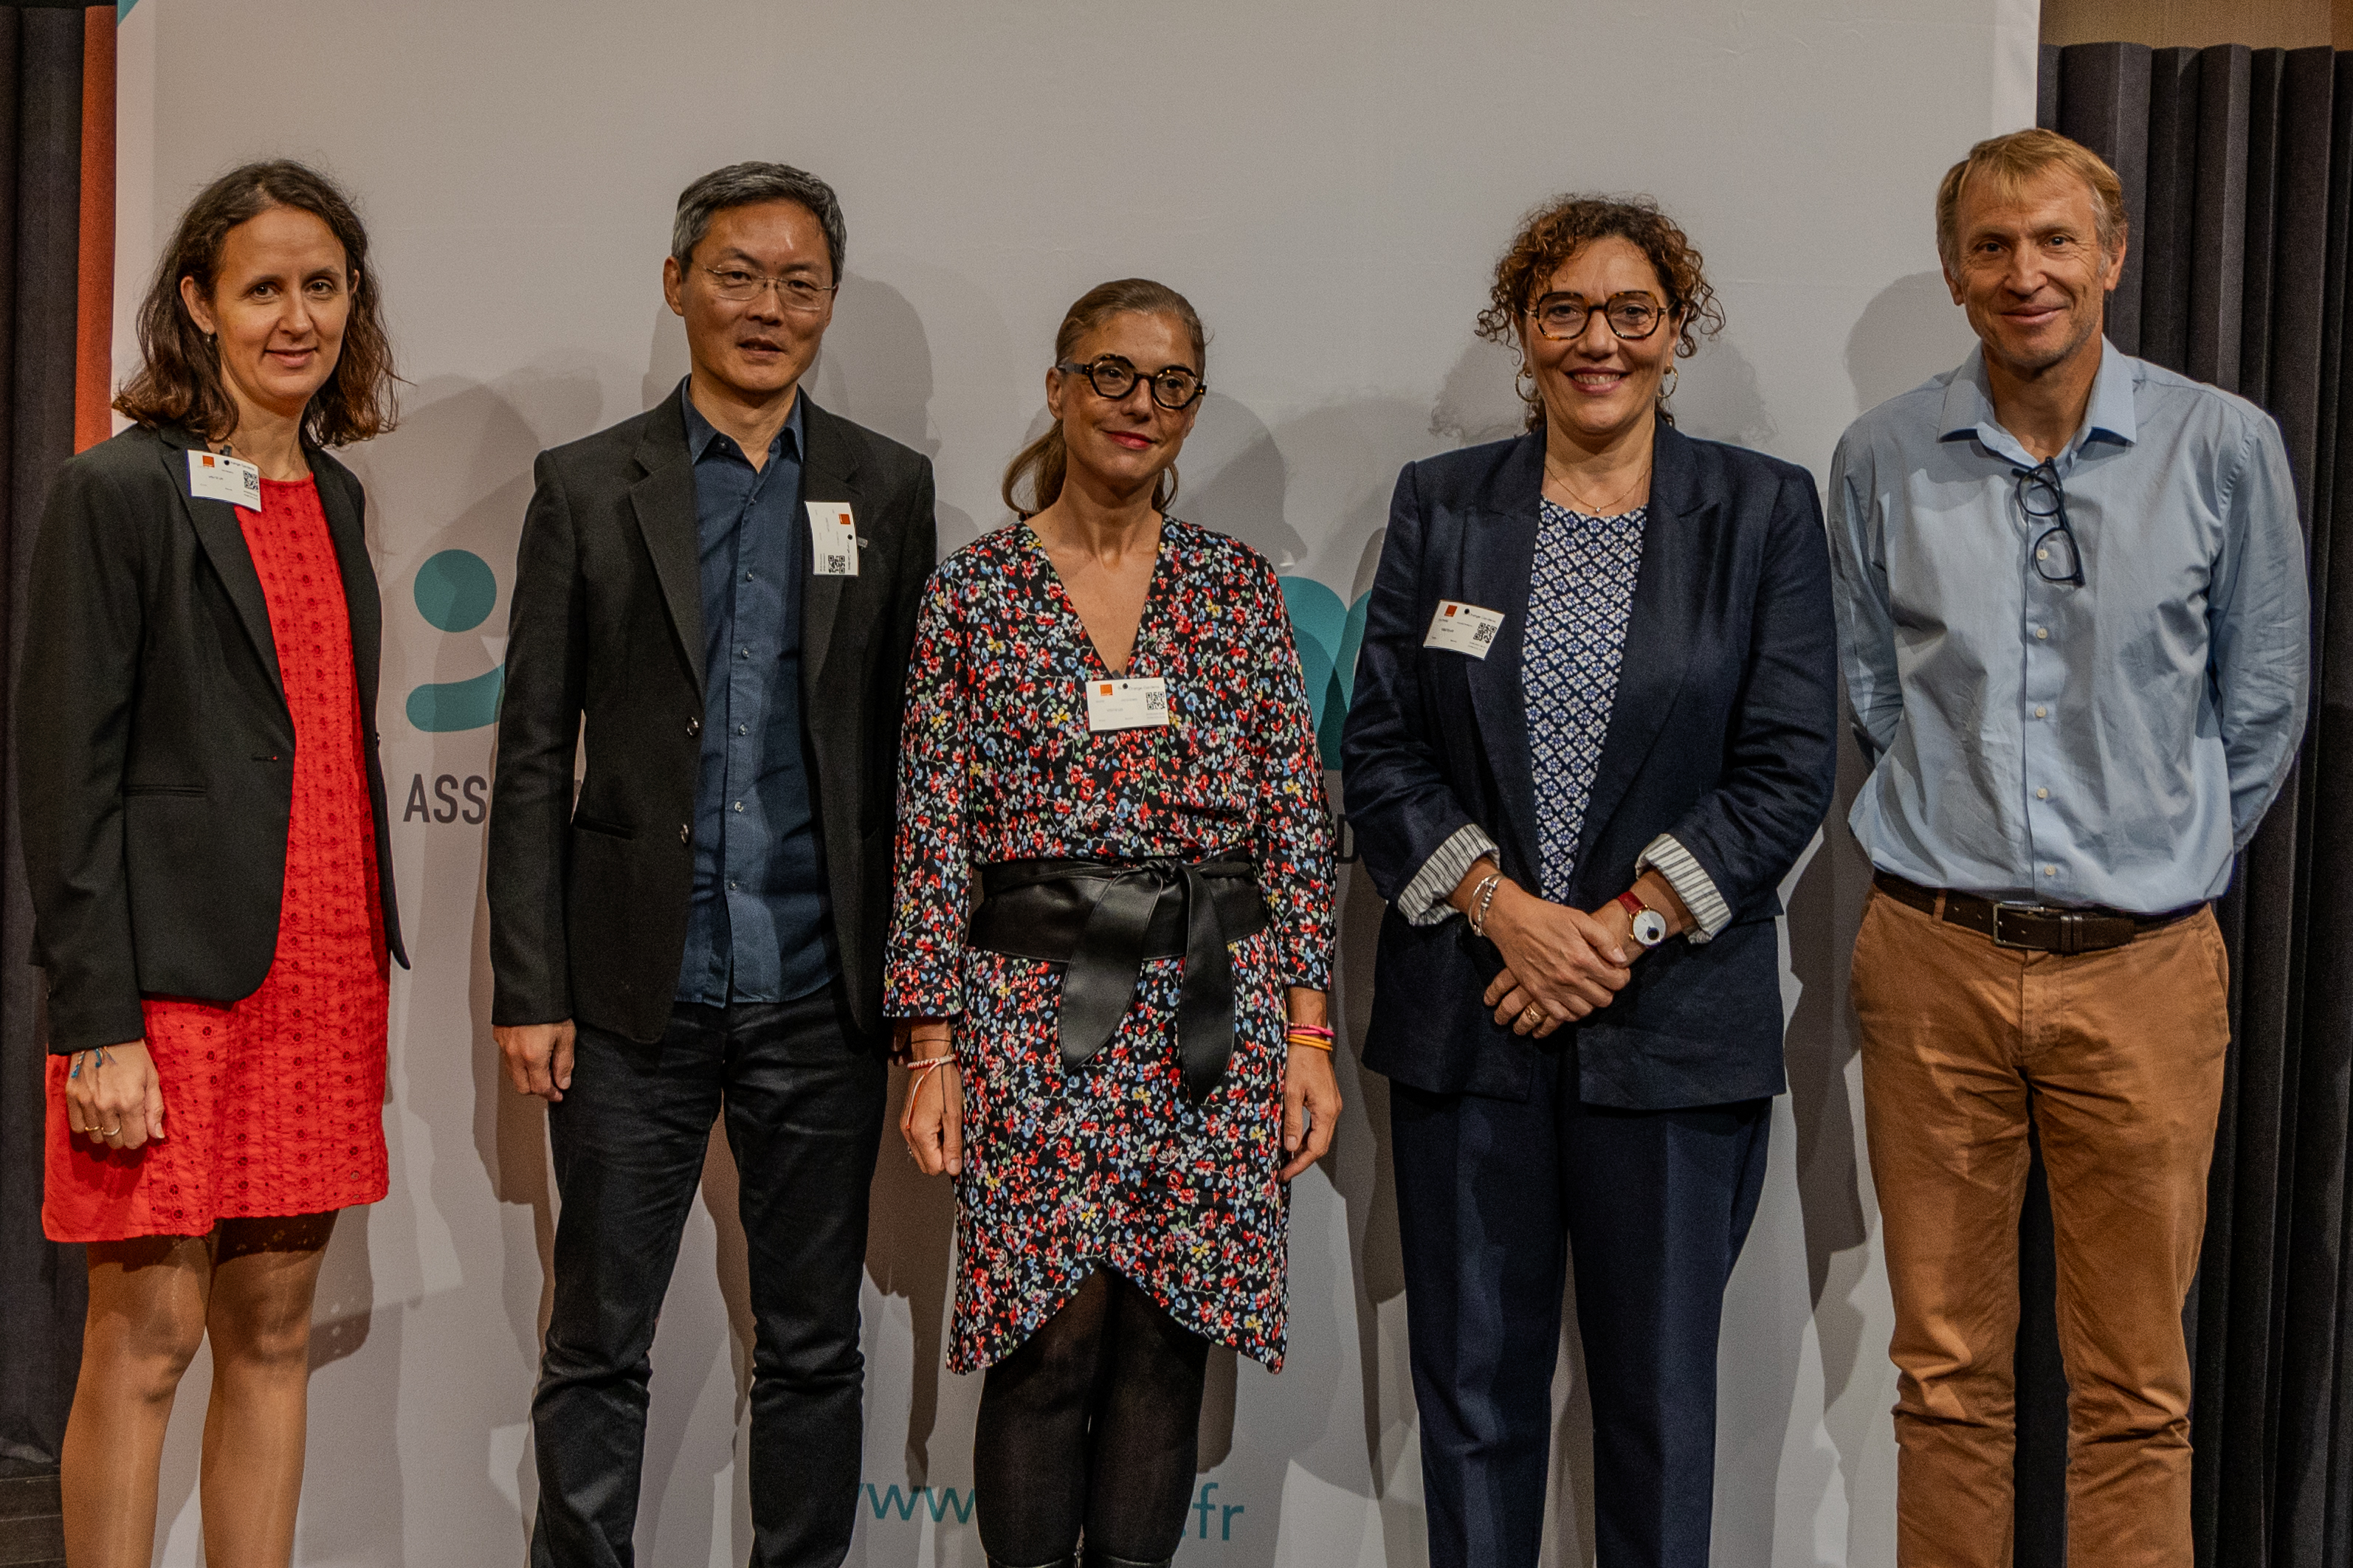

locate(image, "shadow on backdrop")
[[1844, 272, 1974, 418]]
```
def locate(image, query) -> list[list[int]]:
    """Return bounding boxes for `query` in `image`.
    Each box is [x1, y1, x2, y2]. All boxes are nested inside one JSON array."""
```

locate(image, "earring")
[[1515, 364, 1537, 405], [1658, 366, 1679, 401]]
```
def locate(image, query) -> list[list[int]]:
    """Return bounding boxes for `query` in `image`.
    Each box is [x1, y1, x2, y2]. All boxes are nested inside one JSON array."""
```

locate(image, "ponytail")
[[1002, 426, 1178, 517]]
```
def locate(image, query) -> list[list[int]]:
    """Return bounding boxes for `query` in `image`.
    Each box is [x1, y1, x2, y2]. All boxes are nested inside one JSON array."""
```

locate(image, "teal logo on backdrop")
[[1278, 577, 1370, 766], [406, 549, 506, 733]]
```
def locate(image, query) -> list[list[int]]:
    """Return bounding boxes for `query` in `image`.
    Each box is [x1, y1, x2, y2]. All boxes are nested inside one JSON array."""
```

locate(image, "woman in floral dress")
[[889, 278, 1338, 1568]]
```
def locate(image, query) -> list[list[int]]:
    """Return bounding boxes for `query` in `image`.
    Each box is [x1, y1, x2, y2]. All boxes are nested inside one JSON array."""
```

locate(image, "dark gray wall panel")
[[2059, 44, 2152, 352], [2190, 44, 2252, 390], [0, 2, 84, 1471], [2142, 48, 2204, 374], [2267, 49, 2335, 517], [2239, 51, 2284, 413]]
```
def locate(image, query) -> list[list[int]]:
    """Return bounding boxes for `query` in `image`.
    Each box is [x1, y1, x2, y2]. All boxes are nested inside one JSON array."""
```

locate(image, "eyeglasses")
[[2016, 461, 2085, 586], [1055, 356, 1206, 411], [1527, 291, 1668, 342], [699, 266, 838, 312]]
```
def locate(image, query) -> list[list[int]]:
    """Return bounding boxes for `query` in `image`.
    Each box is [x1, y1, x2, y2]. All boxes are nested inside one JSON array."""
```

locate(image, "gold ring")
[[1520, 1005, 1543, 1028]]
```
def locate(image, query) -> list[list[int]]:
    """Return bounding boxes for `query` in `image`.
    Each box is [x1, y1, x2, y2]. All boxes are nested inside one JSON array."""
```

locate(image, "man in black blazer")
[[488, 162, 935, 1568]]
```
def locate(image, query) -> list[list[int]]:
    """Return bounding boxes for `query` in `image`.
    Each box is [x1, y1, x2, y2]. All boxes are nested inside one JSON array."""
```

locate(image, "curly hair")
[[115, 159, 398, 448], [1475, 193, 1724, 429]]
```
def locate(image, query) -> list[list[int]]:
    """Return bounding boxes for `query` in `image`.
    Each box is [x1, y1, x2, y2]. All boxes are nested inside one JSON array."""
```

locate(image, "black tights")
[[974, 1270, 1210, 1566]]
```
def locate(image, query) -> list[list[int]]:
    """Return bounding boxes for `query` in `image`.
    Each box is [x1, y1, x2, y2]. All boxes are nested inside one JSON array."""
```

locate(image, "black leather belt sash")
[[1873, 871, 2201, 954], [971, 854, 1268, 1102]]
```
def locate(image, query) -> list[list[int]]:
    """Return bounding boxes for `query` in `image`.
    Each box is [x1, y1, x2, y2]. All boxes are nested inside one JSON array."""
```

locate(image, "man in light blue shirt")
[[1827, 129, 2307, 1568]]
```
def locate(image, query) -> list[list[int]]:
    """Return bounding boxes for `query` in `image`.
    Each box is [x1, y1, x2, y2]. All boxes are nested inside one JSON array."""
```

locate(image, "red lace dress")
[[42, 476, 391, 1242]]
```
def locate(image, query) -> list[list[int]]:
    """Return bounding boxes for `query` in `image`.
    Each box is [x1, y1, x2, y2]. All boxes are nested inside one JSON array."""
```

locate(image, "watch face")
[[1631, 908, 1669, 947]]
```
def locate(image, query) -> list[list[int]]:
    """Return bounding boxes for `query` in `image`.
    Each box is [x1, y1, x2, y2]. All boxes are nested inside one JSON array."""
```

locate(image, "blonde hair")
[[1935, 128, 2129, 274], [1001, 278, 1205, 517]]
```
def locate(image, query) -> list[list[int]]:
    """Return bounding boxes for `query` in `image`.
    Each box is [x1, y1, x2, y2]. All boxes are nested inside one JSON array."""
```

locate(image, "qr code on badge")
[[1472, 621, 1495, 645], [1145, 690, 1167, 711], [824, 553, 847, 573]]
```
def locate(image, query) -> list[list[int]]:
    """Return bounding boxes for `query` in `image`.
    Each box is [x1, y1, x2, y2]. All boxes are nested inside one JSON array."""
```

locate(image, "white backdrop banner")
[[108, 3, 2030, 1562]]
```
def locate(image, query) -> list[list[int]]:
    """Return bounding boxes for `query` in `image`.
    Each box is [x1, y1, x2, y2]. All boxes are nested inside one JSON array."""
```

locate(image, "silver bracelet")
[[1468, 873, 1503, 937]]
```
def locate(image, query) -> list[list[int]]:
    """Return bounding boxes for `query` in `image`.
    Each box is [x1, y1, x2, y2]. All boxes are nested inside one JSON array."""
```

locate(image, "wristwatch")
[[1614, 890, 1669, 950]]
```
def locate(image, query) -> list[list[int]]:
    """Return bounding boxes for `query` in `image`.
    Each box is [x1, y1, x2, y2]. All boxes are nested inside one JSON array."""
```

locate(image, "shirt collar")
[[1937, 337, 2137, 469], [679, 376, 805, 466]]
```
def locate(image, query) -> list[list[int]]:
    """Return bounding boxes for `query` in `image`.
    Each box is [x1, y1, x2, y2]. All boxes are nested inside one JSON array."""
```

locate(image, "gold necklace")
[[1544, 457, 1652, 517]]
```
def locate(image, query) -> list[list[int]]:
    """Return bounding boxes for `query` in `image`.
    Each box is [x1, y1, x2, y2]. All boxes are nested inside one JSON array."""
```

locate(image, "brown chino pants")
[[1850, 887, 2231, 1568]]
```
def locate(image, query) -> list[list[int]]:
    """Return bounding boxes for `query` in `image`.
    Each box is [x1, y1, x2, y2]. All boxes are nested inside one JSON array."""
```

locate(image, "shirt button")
[[744, 570, 754, 581], [686, 716, 701, 736], [680, 823, 691, 843], [2034, 706, 2047, 719], [737, 646, 750, 659], [738, 724, 748, 735], [2036, 787, 2049, 799], [2034, 627, 2049, 640], [728, 880, 738, 890], [2043, 865, 2056, 877], [733, 801, 744, 812], [2036, 548, 2049, 561]]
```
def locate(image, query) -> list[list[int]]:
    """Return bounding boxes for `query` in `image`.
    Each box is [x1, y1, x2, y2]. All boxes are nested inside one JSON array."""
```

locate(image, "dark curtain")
[[2031, 41, 2353, 1568], [0, 1, 105, 1470]]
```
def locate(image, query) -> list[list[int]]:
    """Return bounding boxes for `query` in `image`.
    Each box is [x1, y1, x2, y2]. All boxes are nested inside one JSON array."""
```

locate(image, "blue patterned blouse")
[[1523, 499, 1648, 902]]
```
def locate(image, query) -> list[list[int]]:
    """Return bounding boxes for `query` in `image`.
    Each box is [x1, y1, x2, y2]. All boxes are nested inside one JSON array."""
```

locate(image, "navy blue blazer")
[[1340, 421, 1837, 1108]]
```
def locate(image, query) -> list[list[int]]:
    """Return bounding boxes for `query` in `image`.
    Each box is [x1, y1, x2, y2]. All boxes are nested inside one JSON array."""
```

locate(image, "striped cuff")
[[1636, 834, 1732, 942], [1397, 823, 1500, 928]]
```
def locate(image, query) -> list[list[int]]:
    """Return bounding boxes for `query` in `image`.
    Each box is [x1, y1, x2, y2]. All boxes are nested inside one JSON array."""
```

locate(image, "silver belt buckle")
[[1990, 902, 2043, 950]]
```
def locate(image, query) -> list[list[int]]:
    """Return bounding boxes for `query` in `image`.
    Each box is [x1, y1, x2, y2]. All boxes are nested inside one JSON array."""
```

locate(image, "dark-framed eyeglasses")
[[1055, 355, 1206, 410], [699, 265, 838, 312], [2016, 460, 2085, 587], [1527, 291, 1668, 342]]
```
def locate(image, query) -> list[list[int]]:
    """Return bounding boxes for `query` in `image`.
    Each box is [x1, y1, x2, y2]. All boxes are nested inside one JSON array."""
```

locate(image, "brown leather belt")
[[1872, 871, 2202, 955]]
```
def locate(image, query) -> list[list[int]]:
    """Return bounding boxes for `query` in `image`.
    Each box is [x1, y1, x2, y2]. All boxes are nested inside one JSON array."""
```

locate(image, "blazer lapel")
[[160, 426, 283, 697], [1462, 432, 1544, 881], [312, 457, 382, 719], [627, 396, 706, 697], [1574, 419, 1706, 874], [796, 395, 864, 701]]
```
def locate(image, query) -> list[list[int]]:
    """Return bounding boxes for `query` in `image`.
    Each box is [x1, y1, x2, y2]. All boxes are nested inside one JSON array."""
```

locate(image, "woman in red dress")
[[20, 161, 406, 1568]]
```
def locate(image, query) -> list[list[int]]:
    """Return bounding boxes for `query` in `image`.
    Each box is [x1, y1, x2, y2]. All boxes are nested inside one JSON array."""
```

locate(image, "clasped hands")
[[1460, 863, 1678, 1040]]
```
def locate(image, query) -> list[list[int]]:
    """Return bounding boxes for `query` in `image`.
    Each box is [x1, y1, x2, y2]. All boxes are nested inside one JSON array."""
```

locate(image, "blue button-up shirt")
[[1827, 340, 2309, 912], [676, 382, 836, 1004]]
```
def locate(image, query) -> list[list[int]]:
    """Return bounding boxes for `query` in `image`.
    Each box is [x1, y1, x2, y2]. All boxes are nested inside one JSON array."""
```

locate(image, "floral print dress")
[[886, 519, 1335, 1372]]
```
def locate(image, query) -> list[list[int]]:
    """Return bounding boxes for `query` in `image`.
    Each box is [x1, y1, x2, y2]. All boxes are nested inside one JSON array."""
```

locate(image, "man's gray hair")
[[671, 162, 846, 280]]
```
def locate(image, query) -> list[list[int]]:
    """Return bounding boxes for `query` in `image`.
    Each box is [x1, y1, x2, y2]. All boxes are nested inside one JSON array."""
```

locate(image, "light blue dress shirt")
[[1827, 340, 2309, 913]]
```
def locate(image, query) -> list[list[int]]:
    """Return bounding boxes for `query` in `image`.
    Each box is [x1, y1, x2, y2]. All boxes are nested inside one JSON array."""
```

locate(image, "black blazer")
[[1340, 421, 1837, 1109], [20, 422, 407, 1055], [487, 391, 936, 1044]]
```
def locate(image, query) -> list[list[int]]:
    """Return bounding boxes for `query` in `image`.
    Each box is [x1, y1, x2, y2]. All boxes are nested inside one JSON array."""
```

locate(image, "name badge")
[[1086, 677, 1169, 733], [1424, 599, 1504, 658], [187, 449, 261, 510], [806, 501, 859, 577]]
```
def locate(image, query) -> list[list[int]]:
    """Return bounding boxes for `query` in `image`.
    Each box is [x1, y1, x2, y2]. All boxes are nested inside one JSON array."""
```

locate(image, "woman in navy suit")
[[1340, 194, 1838, 1568]]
